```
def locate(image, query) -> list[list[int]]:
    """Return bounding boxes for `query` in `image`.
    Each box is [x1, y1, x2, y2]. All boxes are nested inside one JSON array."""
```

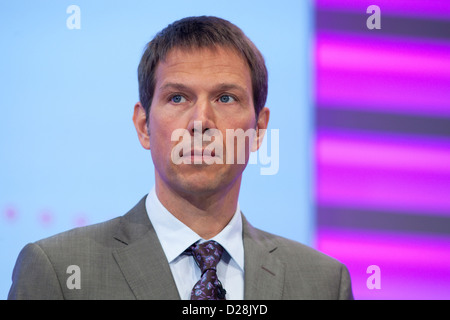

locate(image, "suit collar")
[[112, 196, 180, 300], [112, 196, 285, 300], [145, 187, 244, 271], [242, 215, 285, 300], [112, 196, 152, 245]]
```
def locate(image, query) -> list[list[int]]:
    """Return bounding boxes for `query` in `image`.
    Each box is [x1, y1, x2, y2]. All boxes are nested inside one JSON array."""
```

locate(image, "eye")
[[170, 94, 187, 104], [218, 95, 236, 103]]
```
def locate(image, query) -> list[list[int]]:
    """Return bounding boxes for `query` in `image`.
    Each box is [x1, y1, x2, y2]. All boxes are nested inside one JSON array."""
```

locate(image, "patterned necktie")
[[186, 240, 226, 300]]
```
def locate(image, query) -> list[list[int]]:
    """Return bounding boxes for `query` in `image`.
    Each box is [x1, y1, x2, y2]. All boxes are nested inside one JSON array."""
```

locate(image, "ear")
[[251, 107, 270, 152], [133, 102, 151, 150]]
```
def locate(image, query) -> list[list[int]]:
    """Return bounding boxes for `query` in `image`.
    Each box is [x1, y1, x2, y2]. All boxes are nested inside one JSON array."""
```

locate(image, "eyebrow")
[[158, 82, 249, 95], [158, 82, 190, 92]]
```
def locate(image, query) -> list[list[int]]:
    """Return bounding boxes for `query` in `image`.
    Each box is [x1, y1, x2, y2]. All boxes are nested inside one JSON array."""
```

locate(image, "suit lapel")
[[242, 216, 285, 300], [110, 198, 286, 300], [112, 197, 180, 300]]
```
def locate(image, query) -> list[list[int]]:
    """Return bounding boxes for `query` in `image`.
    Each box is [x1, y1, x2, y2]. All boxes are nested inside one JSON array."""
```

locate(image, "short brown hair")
[[138, 16, 268, 118]]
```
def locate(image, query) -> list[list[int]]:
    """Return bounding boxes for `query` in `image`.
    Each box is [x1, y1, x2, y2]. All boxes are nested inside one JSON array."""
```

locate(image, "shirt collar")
[[145, 187, 244, 271]]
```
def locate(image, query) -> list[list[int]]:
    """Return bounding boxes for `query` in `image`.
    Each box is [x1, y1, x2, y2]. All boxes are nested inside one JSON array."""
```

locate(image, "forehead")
[[154, 46, 252, 90]]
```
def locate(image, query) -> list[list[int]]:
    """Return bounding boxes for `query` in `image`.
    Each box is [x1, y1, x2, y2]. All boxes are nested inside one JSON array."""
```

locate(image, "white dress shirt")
[[145, 187, 245, 300]]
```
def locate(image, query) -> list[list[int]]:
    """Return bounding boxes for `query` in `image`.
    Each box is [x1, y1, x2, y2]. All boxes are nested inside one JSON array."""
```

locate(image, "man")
[[8, 16, 353, 300]]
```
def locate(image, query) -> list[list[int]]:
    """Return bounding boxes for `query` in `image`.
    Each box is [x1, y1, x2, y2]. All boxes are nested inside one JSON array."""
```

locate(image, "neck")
[[155, 177, 241, 239]]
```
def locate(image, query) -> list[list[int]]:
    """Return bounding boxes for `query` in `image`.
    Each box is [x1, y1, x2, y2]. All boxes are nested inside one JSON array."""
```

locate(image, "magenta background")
[[314, 1, 450, 299]]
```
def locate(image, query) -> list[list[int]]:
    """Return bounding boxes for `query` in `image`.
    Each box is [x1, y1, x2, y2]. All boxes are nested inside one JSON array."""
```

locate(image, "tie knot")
[[189, 240, 224, 273]]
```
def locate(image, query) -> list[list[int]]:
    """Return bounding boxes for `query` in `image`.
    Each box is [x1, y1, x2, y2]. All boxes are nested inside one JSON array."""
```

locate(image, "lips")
[[176, 146, 218, 164], [182, 148, 216, 158], [191, 149, 203, 156]]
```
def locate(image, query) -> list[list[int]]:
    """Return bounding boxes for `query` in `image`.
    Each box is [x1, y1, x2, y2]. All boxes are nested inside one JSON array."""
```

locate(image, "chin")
[[178, 175, 221, 194], [159, 161, 244, 196], [174, 170, 234, 196]]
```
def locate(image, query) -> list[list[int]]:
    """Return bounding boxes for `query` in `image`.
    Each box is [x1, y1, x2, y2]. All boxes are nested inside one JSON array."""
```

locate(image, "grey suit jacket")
[[8, 196, 353, 300]]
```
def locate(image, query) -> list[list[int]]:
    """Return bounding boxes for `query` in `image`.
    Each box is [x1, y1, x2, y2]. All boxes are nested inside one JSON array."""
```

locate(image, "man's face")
[[134, 46, 268, 198]]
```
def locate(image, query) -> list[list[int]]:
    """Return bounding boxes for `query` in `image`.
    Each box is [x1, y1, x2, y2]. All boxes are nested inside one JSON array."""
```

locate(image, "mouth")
[[180, 148, 217, 163]]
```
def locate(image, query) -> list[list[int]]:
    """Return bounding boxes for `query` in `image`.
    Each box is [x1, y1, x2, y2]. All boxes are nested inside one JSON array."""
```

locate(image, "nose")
[[187, 97, 217, 136]]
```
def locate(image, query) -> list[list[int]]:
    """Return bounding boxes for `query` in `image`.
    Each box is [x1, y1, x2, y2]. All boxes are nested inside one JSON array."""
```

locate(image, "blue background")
[[0, 0, 313, 298]]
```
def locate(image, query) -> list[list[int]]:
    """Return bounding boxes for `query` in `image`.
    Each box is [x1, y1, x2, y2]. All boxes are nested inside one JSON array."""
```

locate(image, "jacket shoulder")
[[35, 215, 122, 250], [246, 225, 353, 299], [251, 227, 342, 268], [34, 195, 148, 250], [8, 197, 149, 300]]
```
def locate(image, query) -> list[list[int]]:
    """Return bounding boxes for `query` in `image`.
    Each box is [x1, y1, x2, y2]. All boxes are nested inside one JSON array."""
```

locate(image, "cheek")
[[149, 115, 169, 149], [149, 114, 188, 162], [221, 118, 257, 163], [150, 127, 173, 150], [233, 118, 257, 134], [220, 109, 256, 129]]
